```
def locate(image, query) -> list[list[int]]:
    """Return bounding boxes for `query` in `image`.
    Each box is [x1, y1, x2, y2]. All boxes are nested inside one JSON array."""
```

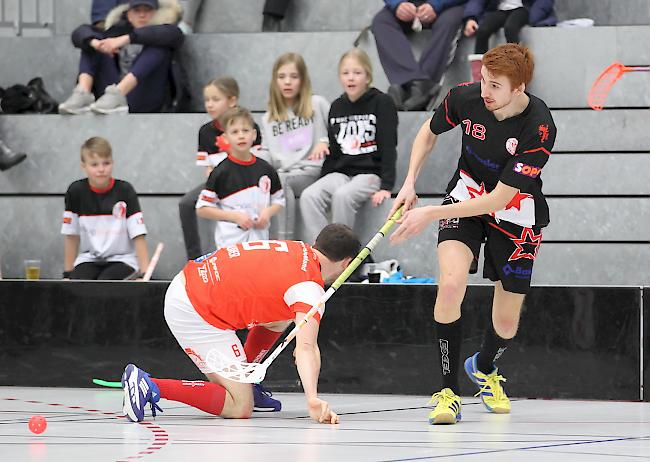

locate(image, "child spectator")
[[59, 0, 184, 115], [61, 137, 150, 280], [178, 76, 262, 260], [463, 0, 556, 80], [300, 48, 398, 244], [195, 107, 285, 249], [259, 52, 330, 240]]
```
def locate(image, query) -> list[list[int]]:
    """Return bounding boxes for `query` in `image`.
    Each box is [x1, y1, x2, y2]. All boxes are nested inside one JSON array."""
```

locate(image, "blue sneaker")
[[253, 383, 281, 412], [121, 364, 164, 422], [464, 352, 510, 414]]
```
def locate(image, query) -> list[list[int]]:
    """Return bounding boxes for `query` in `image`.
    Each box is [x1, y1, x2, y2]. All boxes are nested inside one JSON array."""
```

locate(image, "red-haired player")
[[389, 43, 556, 424], [121, 224, 360, 425]]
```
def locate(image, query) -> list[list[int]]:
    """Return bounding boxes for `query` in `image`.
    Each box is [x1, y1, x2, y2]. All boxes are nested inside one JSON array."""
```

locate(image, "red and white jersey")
[[61, 178, 146, 270], [183, 240, 325, 330]]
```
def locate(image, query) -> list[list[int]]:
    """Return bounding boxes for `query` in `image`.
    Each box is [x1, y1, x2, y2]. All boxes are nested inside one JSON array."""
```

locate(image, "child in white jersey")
[[61, 137, 150, 280]]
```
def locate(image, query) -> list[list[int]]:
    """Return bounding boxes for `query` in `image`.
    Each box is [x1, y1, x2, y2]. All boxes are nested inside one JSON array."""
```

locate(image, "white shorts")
[[164, 273, 245, 374]]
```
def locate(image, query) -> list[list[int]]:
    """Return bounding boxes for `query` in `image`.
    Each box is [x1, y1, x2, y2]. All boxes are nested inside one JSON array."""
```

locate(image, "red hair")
[[482, 43, 534, 88]]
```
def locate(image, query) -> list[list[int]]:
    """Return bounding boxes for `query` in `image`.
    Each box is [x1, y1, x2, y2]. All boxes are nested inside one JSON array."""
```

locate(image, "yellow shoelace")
[[428, 389, 458, 407], [475, 372, 507, 400]]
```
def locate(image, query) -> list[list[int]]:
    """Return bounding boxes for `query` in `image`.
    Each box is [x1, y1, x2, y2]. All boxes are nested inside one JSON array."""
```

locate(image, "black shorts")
[[437, 197, 544, 294]]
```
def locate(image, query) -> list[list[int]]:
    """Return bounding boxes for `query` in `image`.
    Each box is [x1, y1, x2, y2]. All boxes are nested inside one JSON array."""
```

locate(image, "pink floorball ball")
[[28, 415, 47, 434]]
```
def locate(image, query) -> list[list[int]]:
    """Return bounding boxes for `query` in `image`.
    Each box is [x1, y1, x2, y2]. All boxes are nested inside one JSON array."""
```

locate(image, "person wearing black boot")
[[0, 138, 27, 171], [372, 0, 467, 111], [262, 0, 291, 32]]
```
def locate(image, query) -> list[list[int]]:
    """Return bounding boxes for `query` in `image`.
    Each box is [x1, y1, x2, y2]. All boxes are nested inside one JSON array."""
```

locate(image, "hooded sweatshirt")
[[321, 87, 398, 191]]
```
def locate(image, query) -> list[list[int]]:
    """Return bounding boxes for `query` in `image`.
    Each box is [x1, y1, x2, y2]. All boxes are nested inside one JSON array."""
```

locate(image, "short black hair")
[[313, 224, 360, 262]]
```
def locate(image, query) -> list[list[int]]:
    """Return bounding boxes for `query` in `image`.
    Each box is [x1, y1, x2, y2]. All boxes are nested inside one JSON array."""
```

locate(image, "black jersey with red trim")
[[430, 82, 556, 228], [61, 178, 147, 269], [196, 120, 263, 167], [195, 154, 285, 248]]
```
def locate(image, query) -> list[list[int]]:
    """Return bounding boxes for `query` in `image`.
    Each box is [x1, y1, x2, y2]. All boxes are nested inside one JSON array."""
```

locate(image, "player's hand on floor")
[[308, 398, 339, 424], [390, 206, 436, 244]]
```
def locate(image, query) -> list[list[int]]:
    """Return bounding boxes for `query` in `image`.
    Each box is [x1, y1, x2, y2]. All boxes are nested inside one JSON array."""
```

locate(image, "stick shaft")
[[143, 243, 164, 282], [258, 207, 404, 370]]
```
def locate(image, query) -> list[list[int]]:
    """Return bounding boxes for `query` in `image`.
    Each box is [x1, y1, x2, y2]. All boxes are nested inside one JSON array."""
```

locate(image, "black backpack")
[[0, 77, 58, 114]]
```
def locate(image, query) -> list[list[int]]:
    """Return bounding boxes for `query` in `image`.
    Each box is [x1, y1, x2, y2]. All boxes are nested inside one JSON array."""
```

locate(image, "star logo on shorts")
[[509, 228, 542, 261]]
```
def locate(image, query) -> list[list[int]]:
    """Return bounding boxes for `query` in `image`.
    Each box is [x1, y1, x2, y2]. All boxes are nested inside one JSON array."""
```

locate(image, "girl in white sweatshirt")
[[259, 52, 330, 240]]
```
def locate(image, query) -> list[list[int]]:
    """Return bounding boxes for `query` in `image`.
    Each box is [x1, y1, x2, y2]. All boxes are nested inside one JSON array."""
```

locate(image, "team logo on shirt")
[[509, 228, 543, 261], [258, 175, 271, 193], [112, 201, 127, 219], [505, 138, 518, 155], [538, 124, 550, 143]]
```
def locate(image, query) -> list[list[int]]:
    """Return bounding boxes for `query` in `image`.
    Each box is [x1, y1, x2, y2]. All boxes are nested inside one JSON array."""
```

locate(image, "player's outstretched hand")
[[308, 398, 339, 424], [388, 181, 418, 220], [390, 206, 436, 245]]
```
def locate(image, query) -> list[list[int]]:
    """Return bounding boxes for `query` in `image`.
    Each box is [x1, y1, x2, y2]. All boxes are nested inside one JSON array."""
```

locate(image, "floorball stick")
[[142, 242, 164, 281], [588, 62, 650, 110], [206, 206, 404, 383]]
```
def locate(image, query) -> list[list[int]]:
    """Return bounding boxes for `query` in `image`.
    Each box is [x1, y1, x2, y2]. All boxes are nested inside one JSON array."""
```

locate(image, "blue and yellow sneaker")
[[253, 383, 281, 412], [464, 352, 510, 414], [121, 363, 163, 422], [427, 388, 462, 425]]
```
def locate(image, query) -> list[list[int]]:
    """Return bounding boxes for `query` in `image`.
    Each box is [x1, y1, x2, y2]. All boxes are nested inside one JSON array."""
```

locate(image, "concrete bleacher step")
[[2, 111, 649, 195], [1, 111, 648, 284], [43, 0, 650, 37], [1, 196, 648, 285], [2, 27, 650, 112]]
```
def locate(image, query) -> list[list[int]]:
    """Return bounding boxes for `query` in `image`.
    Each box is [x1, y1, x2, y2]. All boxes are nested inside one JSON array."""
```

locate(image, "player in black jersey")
[[389, 44, 556, 424]]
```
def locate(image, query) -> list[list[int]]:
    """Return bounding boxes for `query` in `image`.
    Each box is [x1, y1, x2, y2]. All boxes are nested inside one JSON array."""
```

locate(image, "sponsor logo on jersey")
[[513, 162, 541, 178], [502, 263, 533, 279], [259, 175, 271, 193], [112, 201, 127, 219], [538, 124, 550, 143], [227, 245, 240, 258], [63, 217, 72, 224], [194, 250, 217, 262], [200, 193, 216, 203], [197, 265, 209, 283], [439, 217, 460, 230], [465, 145, 501, 171], [505, 137, 518, 155]]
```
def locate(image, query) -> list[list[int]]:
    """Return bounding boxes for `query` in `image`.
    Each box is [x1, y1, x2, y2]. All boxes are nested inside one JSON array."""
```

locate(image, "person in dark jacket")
[[371, 0, 467, 111], [300, 49, 398, 244], [59, 0, 183, 115], [464, 0, 556, 55]]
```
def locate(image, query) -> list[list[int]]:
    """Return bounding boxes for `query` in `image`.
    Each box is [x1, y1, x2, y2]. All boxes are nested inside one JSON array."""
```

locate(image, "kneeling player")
[[121, 224, 360, 424]]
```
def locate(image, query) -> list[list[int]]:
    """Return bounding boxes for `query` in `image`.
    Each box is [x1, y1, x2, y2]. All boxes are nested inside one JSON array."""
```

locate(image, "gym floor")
[[1, 387, 649, 461]]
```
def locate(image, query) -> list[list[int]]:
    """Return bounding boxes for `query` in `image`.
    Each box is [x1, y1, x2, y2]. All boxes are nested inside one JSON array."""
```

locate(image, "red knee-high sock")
[[151, 379, 226, 416], [244, 326, 283, 363]]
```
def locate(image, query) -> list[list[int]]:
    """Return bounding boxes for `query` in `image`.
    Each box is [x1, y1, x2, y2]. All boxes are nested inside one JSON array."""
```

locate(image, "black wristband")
[[63, 271, 72, 278]]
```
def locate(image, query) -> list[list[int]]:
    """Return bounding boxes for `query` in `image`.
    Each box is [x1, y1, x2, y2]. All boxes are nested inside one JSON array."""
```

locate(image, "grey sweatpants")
[[299, 172, 380, 244]]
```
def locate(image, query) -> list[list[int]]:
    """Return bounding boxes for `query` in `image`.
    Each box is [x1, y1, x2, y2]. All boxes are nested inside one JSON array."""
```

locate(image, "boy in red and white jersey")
[[122, 224, 360, 425]]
